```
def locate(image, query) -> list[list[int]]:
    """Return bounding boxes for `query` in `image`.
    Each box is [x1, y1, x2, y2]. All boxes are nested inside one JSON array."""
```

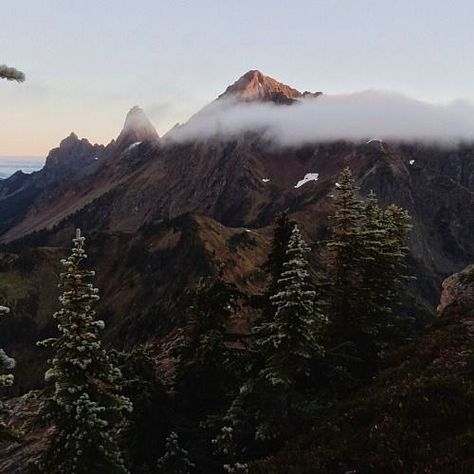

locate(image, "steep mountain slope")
[[0, 133, 104, 235], [4, 134, 474, 303], [0, 214, 269, 391], [0, 106, 159, 242]]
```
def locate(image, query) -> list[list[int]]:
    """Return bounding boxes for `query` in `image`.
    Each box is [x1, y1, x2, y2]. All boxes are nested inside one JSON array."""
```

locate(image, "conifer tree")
[[37, 229, 132, 474], [0, 64, 25, 82], [156, 432, 195, 474], [228, 225, 327, 441], [266, 211, 295, 295], [327, 170, 412, 377], [112, 348, 172, 473], [349, 191, 395, 372], [376, 202, 413, 346], [327, 167, 366, 328], [0, 305, 16, 441], [257, 211, 296, 322], [174, 274, 241, 420], [256, 225, 327, 387], [362, 197, 413, 359], [212, 426, 248, 474]]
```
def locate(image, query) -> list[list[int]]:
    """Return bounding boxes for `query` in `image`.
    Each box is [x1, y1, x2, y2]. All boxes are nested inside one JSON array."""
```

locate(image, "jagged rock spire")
[[116, 105, 159, 147]]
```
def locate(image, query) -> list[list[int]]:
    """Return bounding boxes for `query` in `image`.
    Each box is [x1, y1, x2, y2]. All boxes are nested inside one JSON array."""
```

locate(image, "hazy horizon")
[[0, 156, 44, 179], [2, 0, 474, 155]]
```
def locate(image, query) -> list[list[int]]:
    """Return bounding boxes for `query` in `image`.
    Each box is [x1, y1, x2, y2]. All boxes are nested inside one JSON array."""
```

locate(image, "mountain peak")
[[44, 133, 102, 173], [218, 70, 321, 104], [117, 106, 159, 146], [59, 132, 80, 146], [122, 106, 152, 132]]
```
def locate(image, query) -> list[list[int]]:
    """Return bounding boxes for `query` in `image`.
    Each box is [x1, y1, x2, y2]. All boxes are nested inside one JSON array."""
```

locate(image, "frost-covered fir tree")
[[212, 426, 248, 474], [156, 432, 195, 474], [327, 171, 413, 377], [257, 211, 297, 322], [0, 64, 25, 82], [361, 193, 410, 319], [0, 305, 16, 441], [250, 225, 327, 439], [358, 194, 413, 366], [256, 224, 327, 384], [37, 229, 132, 474], [0, 307, 15, 388], [328, 167, 366, 324], [376, 202, 413, 347]]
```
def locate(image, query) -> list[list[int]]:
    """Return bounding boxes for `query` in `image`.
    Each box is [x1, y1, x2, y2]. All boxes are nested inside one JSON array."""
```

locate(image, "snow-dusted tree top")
[[156, 431, 195, 473], [0, 64, 25, 82], [37, 228, 131, 474], [263, 224, 327, 367], [242, 224, 328, 441], [0, 305, 15, 388], [0, 303, 15, 441]]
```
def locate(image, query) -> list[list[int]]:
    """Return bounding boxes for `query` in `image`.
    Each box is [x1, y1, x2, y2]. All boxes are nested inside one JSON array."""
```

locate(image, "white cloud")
[[167, 91, 474, 146]]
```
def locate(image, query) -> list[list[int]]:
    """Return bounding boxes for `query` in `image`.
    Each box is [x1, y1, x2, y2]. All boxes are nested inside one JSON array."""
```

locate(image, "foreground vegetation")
[[0, 168, 471, 473]]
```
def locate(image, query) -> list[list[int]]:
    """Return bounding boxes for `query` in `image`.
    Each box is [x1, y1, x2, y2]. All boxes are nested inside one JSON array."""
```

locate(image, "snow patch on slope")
[[295, 173, 319, 188], [124, 141, 142, 153]]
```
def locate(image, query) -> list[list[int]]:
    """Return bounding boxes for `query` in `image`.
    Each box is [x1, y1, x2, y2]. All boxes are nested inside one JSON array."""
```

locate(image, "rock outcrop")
[[43, 132, 104, 180], [0, 133, 103, 235], [438, 264, 474, 313]]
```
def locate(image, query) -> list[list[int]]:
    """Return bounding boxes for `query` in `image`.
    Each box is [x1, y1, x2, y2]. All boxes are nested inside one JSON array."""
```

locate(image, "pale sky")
[[1, 0, 473, 156]]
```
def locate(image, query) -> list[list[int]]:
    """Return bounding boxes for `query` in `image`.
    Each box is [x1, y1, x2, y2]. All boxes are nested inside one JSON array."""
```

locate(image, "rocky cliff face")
[[42, 132, 104, 180], [0, 133, 104, 235]]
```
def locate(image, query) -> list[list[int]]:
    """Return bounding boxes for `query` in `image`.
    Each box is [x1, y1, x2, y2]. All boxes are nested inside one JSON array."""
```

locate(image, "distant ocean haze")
[[0, 156, 44, 179]]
